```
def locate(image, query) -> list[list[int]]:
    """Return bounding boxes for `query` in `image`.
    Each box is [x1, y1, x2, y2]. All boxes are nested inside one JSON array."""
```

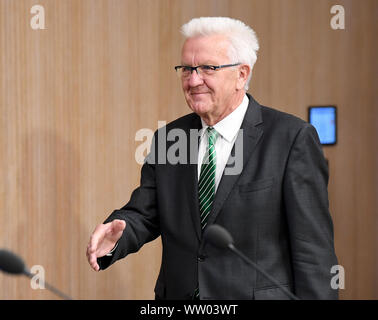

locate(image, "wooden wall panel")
[[0, 0, 377, 299]]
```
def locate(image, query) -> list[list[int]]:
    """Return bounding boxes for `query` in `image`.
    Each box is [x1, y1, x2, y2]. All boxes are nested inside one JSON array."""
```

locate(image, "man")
[[86, 17, 338, 300]]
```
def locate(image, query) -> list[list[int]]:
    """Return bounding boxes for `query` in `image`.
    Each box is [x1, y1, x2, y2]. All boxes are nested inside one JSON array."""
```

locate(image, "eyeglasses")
[[174, 63, 241, 79]]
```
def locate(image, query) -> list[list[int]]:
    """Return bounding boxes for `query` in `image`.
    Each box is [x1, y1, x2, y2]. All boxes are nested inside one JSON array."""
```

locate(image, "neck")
[[201, 92, 245, 126]]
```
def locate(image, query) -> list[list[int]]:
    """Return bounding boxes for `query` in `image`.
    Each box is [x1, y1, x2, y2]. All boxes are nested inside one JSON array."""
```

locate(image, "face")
[[180, 34, 248, 125]]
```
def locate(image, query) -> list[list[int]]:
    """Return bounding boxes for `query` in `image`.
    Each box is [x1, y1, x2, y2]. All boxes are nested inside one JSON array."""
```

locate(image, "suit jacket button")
[[198, 255, 206, 262]]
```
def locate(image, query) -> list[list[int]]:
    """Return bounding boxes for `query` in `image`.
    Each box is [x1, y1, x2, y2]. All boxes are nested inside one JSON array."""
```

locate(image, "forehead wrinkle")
[[181, 48, 199, 66]]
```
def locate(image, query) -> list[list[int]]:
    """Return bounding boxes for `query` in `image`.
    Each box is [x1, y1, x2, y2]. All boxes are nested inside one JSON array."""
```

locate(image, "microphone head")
[[0, 249, 27, 275], [203, 224, 234, 250]]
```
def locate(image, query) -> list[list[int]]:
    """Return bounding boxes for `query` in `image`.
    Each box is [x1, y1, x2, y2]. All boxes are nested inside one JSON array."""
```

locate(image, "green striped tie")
[[199, 127, 219, 229], [194, 127, 219, 299]]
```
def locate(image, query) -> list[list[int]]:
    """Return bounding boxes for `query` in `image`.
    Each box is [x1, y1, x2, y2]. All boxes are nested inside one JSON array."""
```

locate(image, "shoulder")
[[250, 99, 318, 145], [156, 113, 201, 134], [167, 112, 200, 129], [259, 104, 317, 143], [246, 94, 308, 133], [266, 107, 322, 151], [260, 105, 307, 130]]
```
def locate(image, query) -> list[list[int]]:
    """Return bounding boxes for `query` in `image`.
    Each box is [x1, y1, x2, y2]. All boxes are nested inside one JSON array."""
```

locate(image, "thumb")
[[111, 219, 126, 233]]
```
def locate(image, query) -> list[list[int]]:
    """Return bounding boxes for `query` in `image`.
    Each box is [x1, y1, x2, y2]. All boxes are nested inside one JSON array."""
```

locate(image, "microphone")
[[203, 224, 300, 300], [0, 249, 73, 300], [0, 249, 26, 275]]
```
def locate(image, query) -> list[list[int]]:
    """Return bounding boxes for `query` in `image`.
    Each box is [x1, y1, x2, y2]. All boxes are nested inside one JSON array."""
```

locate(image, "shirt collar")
[[200, 94, 249, 143]]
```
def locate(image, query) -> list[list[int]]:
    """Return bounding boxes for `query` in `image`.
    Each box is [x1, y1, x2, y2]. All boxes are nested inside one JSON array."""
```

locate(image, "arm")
[[96, 159, 160, 270], [283, 123, 338, 299], [87, 129, 161, 271]]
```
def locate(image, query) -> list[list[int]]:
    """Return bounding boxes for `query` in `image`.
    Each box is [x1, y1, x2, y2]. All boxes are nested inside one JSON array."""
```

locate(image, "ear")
[[236, 64, 251, 90]]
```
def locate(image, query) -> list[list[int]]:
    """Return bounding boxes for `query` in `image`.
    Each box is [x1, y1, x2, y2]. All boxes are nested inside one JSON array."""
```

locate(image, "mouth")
[[190, 92, 209, 95]]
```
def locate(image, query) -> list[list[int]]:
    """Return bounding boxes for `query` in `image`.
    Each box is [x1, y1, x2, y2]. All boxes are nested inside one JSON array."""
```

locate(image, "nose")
[[187, 69, 204, 87]]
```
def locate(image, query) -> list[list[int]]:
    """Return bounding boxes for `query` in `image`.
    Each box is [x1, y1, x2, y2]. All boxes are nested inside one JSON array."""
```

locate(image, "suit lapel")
[[182, 115, 202, 241], [205, 94, 264, 229]]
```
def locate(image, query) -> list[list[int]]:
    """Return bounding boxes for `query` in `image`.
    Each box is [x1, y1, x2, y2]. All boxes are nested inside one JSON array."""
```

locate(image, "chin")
[[186, 96, 213, 115], [188, 101, 212, 116]]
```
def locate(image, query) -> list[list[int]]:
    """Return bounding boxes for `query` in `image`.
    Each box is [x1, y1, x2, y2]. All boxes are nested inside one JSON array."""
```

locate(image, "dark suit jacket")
[[98, 93, 338, 300]]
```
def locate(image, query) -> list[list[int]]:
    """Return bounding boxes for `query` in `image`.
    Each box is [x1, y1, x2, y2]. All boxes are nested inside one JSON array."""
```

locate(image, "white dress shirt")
[[197, 94, 249, 191]]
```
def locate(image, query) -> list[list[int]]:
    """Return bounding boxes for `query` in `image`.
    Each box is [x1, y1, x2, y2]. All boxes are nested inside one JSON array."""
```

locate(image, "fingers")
[[86, 223, 107, 271], [86, 241, 100, 272], [90, 223, 107, 249], [88, 249, 100, 271]]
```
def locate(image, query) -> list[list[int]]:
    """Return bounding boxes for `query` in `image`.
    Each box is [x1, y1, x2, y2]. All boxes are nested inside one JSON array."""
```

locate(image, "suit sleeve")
[[97, 136, 160, 270], [283, 123, 339, 299]]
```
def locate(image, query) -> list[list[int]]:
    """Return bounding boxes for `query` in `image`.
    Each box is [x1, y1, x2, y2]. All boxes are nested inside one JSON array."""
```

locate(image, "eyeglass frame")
[[174, 63, 241, 79]]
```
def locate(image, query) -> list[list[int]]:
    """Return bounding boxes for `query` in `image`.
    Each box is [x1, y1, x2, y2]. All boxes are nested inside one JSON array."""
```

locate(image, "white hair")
[[181, 17, 259, 90]]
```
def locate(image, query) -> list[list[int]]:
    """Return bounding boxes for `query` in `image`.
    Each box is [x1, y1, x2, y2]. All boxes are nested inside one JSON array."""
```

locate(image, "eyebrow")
[[180, 62, 220, 66]]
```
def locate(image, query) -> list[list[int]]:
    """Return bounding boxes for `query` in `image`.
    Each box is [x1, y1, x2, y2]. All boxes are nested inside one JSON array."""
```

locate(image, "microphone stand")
[[0, 249, 72, 300], [23, 269, 73, 300], [228, 244, 299, 300]]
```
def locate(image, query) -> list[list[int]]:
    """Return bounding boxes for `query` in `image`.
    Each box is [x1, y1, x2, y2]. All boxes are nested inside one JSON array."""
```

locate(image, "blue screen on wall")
[[308, 106, 337, 145]]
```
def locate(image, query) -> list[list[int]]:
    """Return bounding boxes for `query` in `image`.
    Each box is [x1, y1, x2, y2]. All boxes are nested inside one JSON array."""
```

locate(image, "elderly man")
[[86, 17, 338, 300]]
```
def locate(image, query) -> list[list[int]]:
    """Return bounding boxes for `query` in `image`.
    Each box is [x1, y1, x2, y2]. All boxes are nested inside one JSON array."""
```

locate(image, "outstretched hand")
[[86, 219, 126, 271]]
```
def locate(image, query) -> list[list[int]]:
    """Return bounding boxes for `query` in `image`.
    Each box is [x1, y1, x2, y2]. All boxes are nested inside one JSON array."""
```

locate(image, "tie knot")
[[207, 127, 219, 145]]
